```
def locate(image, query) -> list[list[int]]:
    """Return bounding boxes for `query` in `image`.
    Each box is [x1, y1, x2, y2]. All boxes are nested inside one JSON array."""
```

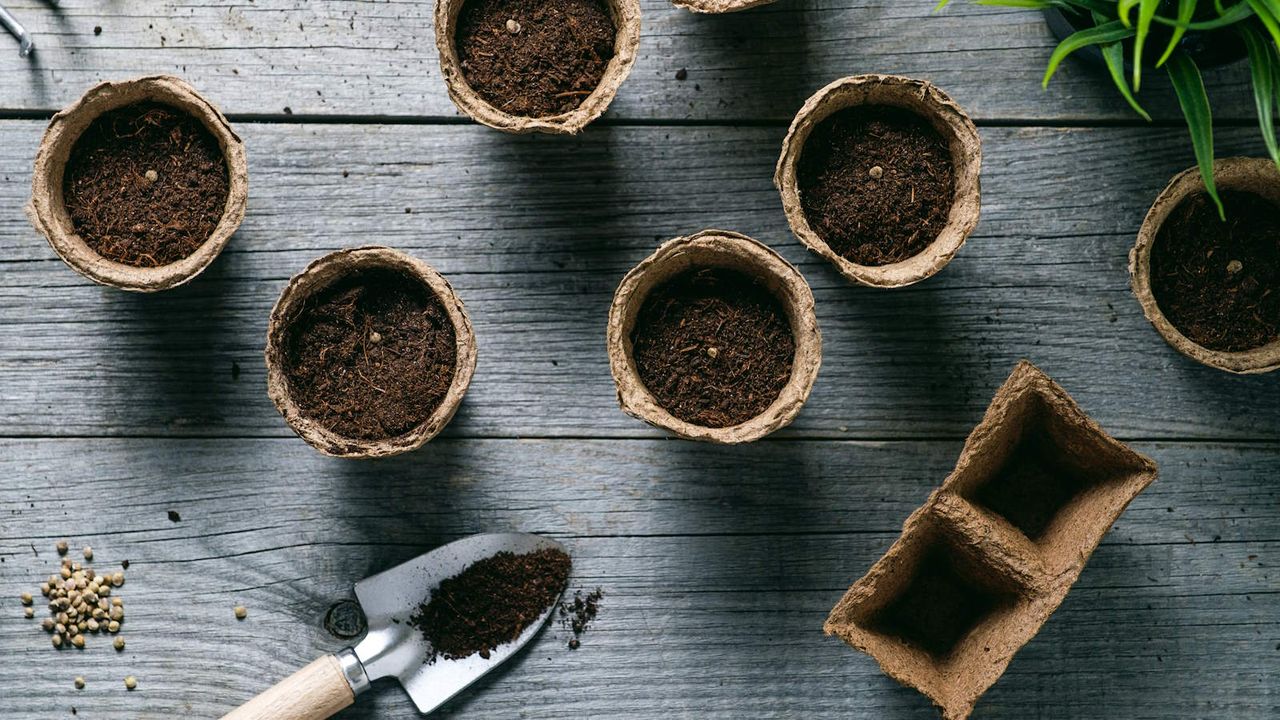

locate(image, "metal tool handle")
[[0, 5, 34, 57], [220, 653, 359, 720]]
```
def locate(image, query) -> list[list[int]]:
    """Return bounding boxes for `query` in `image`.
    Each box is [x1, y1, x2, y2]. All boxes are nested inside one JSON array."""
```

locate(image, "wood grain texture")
[[0, 438, 1274, 719], [1, 121, 1277, 441], [0, 0, 1259, 122]]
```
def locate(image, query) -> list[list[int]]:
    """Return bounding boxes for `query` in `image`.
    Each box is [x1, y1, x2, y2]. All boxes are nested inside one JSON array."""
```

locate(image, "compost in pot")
[[456, 0, 615, 118], [1150, 190, 1280, 352], [630, 267, 795, 428], [797, 106, 955, 267], [62, 102, 229, 268], [280, 268, 458, 441]]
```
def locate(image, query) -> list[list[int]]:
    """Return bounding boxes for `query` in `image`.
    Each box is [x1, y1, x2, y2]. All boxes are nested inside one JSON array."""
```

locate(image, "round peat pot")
[[1131, 158, 1280, 375], [27, 75, 247, 292], [671, 0, 774, 14], [434, 0, 640, 134], [265, 246, 478, 458], [775, 75, 982, 288], [607, 229, 821, 443]]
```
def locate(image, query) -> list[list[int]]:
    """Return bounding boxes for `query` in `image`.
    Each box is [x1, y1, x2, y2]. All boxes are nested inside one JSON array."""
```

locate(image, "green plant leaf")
[[1157, 0, 1197, 67], [1153, 2, 1255, 29], [1102, 39, 1154, 119], [1132, 0, 1161, 89], [1246, 0, 1280, 46], [1242, 23, 1280, 168], [1167, 52, 1224, 218], [1044, 21, 1138, 88], [1119, 0, 1142, 26]]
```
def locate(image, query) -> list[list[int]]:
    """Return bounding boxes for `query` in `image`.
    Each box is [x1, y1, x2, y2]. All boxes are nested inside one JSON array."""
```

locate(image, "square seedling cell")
[[827, 362, 1158, 720], [943, 362, 1158, 571], [825, 509, 1034, 720]]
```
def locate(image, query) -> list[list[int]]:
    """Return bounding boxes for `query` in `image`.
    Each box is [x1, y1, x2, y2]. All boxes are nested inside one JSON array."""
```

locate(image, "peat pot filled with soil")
[[435, 0, 640, 134], [27, 75, 247, 292], [1131, 157, 1280, 374], [775, 74, 982, 288], [265, 246, 478, 459], [607, 229, 821, 443]]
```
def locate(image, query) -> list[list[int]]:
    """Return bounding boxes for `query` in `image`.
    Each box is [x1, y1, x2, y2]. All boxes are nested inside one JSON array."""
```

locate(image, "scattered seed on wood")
[[20, 591, 32, 605], [56, 541, 68, 555], [114, 636, 125, 651], [167, 510, 181, 522], [676, 68, 688, 81], [234, 605, 248, 620], [82, 547, 92, 561], [24, 607, 35, 618], [124, 676, 137, 690], [74, 677, 85, 689]]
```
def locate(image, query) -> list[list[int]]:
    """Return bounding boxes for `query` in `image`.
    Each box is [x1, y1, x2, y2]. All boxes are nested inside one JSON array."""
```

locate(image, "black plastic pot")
[[1045, 7, 1249, 72]]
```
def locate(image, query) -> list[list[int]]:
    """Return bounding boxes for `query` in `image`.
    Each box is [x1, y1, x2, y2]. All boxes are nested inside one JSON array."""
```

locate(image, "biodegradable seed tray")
[[825, 361, 1157, 720]]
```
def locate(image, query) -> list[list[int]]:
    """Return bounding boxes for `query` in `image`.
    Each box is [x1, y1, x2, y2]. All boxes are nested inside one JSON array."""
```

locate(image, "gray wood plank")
[[2, 121, 1277, 440], [0, 0, 1258, 122], [0, 438, 1275, 718]]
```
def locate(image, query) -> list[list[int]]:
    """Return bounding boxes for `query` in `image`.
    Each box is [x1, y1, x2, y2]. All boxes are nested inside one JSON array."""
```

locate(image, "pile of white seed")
[[21, 541, 127, 652]]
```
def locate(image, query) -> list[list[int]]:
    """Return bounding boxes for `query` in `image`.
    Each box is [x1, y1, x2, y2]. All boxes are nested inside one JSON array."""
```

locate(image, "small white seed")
[[124, 676, 137, 690], [234, 605, 248, 620], [869, 165, 884, 179], [113, 636, 125, 651], [368, 331, 382, 345], [1227, 259, 1243, 274], [506, 18, 521, 33], [144, 169, 158, 184]]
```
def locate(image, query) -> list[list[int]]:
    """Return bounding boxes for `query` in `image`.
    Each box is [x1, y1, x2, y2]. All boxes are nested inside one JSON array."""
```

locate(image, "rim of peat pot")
[[606, 229, 822, 444], [434, 0, 641, 134], [774, 74, 982, 289], [1130, 157, 1280, 375], [265, 246, 479, 459], [26, 75, 248, 293], [670, 0, 774, 14]]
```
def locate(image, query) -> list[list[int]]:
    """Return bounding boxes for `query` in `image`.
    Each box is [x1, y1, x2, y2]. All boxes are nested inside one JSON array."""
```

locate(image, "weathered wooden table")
[[0, 2, 1276, 718]]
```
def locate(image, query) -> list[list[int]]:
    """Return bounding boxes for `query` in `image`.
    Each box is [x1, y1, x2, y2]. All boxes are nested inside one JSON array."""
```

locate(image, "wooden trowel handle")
[[220, 655, 356, 720]]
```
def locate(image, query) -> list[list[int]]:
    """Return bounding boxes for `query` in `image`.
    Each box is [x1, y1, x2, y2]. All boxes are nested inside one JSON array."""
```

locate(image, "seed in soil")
[[62, 102, 230, 268], [281, 268, 458, 441], [630, 268, 795, 428], [409, 548, 571, 662], [455, 0, 615, 118], [1149, 190, 1280, 352], [797, 105, 955, 266]]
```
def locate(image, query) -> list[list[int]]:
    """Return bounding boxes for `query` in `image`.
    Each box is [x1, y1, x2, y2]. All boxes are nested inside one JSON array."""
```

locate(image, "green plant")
[[939, 0, 1280, 217]]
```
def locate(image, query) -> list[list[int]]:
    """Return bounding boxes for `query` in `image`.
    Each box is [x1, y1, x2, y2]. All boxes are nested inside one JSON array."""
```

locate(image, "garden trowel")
[[220, 533, 566, 720]]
